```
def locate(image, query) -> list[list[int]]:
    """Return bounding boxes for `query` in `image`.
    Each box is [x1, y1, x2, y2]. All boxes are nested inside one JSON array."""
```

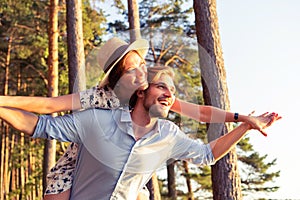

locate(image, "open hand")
[[247, 112, 281, 136]]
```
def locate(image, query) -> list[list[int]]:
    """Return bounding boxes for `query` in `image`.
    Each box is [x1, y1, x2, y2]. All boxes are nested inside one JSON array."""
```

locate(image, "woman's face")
[[116, 51, 148, 102]]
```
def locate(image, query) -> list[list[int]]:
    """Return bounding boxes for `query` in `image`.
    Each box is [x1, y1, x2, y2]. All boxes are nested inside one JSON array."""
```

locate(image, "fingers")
[[266, 113, 282, 127], [259, 129, 268, 137], [274, 113, 282, 121], [260, 112, 269, 117], [248, 110, 255, 116], [249, 112, 281, 137], [264, 115, 275, 128]]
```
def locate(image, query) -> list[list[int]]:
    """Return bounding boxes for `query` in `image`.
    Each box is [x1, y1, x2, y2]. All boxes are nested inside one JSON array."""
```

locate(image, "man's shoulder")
[[157, 119, 180, 133], [72, 108, 115, 121], [158, 118, 177, 126]]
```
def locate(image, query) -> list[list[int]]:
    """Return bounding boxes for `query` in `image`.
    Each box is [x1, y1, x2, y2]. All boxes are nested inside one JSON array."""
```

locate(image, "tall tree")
[[128, 0, 141, 41], [0, 1, 49, 198], [167, 161, 177, 199], [193, 0, 241, 199], [66, 0, 86, 93], [0, 0, 106, 198], [43, 0, 59, 192]]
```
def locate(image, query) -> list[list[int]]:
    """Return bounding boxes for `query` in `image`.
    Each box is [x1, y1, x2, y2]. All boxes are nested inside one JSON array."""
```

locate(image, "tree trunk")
[[2, 128, 9, 199], [193, 0, 242, 199], [4, 33, 13, 95], [146, 174, 161, 200], [66, 0, 86, 93], [20, 132, 25, 199], [167, 161, 177, 199], [183, 161, 194, 200], [127, 0, 141, 42], [42, 0, 59, 192], [1, 30, 14, 200], [0, 125, 3, 200], [48, 0, 59, 98]]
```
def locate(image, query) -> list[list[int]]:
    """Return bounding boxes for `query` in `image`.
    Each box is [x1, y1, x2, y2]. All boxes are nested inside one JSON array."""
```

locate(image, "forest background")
[[0, 0, 298, 199]]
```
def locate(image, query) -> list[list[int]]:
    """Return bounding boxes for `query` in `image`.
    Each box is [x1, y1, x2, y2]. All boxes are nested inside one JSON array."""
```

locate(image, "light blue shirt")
[[33, 108, 215, 200]]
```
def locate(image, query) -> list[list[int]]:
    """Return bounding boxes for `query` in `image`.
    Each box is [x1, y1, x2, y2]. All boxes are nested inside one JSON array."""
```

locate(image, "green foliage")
[[0, 0, 49, 95], [182, 165, 212, 191], [237, 138, 280, 193], [82, 0, 107, 49], [139, 0, 193, 32], [8, 129, 44, 198], [0, 0, 108, 198]]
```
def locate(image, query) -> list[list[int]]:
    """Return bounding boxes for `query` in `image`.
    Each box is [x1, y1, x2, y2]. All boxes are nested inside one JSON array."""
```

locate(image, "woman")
[[0, 37, 264, 200], [1, 37, 151, 200]]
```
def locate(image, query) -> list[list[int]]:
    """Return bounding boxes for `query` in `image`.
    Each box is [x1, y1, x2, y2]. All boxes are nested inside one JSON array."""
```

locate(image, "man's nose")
[[164, 87, 173, 97], [163, 89, 175, 105]]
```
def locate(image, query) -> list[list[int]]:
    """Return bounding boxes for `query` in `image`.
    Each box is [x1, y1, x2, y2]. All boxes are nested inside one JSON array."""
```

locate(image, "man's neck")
[[130, 106, 158, 140]]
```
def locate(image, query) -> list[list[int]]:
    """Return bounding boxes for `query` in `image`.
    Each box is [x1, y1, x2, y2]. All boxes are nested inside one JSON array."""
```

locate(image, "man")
[[0, 66, 280, 200]]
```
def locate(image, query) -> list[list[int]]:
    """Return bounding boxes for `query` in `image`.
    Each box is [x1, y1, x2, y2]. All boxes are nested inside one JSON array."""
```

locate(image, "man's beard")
[[148, 104, 169, 118]]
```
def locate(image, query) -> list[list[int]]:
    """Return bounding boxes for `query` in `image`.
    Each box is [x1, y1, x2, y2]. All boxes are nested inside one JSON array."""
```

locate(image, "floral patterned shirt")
[[80, 85, 120, 109], [45, 85, 120, 195]]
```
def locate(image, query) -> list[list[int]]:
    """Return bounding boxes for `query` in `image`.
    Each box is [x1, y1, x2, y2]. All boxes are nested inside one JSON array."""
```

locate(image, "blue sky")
[[217, 0, 300, 199]]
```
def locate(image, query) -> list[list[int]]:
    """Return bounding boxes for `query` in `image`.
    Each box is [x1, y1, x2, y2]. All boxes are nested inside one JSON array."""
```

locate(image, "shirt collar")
[[116, 107, 161, 140], [120, 107, 132, 122], [140, 120, 160, 139]]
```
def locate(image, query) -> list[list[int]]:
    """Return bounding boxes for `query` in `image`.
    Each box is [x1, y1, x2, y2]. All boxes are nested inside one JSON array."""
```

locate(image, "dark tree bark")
[[66, 0, 86, 93], [43, 0, 59, 192], [193, 0, 242, 199], [183, 161, 194, 200], [128, 0, 141, 42], [167, 161, 177, 199]]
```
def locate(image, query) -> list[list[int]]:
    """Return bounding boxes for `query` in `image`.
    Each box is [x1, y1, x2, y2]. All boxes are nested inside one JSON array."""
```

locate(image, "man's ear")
[[137, 90, 145, 98]]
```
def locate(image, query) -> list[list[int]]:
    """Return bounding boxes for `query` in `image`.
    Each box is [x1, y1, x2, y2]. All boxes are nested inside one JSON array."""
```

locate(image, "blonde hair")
[[129, 65, 175, 108], [147, 65, 175, 84]]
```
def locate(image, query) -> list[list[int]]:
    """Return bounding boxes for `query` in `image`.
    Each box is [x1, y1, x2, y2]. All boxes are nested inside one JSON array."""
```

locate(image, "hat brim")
[[99, 38, 149, 87]]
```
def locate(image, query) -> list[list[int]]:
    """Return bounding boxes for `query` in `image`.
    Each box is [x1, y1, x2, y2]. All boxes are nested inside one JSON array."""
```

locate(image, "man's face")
[[142, 74, 176, 118]]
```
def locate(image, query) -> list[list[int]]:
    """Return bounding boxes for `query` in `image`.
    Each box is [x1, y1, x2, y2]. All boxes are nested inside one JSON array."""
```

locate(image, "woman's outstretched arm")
[[171, 98, 267, 132], [0, 93, 81, 114]]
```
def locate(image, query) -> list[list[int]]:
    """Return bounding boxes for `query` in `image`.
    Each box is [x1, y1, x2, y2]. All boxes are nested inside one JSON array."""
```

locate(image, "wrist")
[[235, 114, 249, 123], [234, 112, 239, 121], [241, 122, 251, 130]]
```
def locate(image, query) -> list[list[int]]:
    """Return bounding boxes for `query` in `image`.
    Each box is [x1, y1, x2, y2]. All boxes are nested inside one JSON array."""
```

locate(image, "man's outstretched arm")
[[0, 106, 38, 135], [210, 112, 281, 161]]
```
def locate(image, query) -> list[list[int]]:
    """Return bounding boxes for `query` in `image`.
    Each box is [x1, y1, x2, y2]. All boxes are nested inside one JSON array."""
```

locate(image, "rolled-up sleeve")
[[32, 114, 81, 143], [171, 129, 216, 166], [180, 141, 216, 166]]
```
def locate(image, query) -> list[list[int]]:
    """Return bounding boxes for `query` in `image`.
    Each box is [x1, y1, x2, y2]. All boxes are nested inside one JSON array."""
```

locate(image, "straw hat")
[[97, 37, 149, 87]]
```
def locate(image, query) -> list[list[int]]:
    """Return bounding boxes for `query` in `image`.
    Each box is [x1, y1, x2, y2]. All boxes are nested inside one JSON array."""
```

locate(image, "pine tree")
[[237, 137, 280, 194], [0, 0, 107, 198]]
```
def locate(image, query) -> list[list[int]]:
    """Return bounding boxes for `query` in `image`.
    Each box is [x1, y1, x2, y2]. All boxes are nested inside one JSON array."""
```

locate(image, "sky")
[[217, 0, 300, 199]]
